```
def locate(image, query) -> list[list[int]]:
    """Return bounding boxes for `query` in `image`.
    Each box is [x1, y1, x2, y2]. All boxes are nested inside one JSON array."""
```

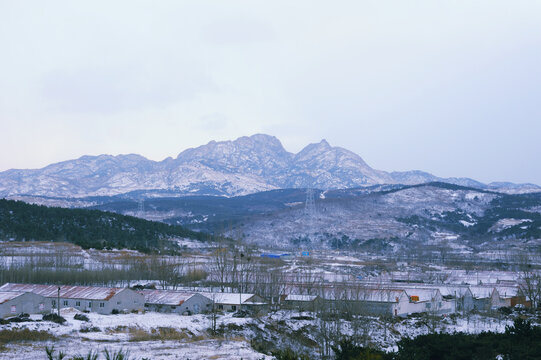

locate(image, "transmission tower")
[[304, 188, 316, 218], [137, 199, 145, 217]]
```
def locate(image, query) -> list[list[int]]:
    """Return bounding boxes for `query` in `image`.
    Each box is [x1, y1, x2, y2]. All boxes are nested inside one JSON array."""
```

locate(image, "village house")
[[389, 284, 473, 314], [0, 283, 144, 314], [0, 291, 51, 318], [495, 286, 530, 308], [437, 286, 474, 313], [320, 286, 412, 317], [402, 288, 445, 314], [470, 286, 500, 311], [281, 294, 322, 312], [200, 292, 268, 313], [140, 290, 212, 314]]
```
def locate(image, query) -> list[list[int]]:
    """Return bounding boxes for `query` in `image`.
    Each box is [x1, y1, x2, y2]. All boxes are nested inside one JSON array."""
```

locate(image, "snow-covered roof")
[[0, 291, 26, 304], [436, 286, 472, 298], [284, 294, 318, 302], [402, 288, 441, 302], [321, 287, 407, 303], [469, 286, 497, 299], [199, 292, 257, 305], [495, 286, 521, 298], [139, 290, 197, 306], [0, 283, 130, 301]]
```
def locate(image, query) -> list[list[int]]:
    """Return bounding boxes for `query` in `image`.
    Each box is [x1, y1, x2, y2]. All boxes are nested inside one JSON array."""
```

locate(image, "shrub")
[[272, 348, 311, 360], [103, 348, 130, 360], [8, 313, 32, 323], [111, 309, 120, 315], [70, 350, 98, 360], [45, 346, 66, 360], [498, 307, 513, 315], [74, 313, 90, 322], [80, 325, 101, 333], [43, 313, 66, 324], [332, 338, 391, 360]]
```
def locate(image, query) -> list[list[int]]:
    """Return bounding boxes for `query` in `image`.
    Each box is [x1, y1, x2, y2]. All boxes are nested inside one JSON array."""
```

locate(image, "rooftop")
[[0, 283, 127, 301], [140, 290, 196, 306], [0, 291, 26, 304]]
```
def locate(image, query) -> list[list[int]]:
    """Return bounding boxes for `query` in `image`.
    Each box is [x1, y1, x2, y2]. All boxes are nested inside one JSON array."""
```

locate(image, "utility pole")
[[239, 253, 244, 313], [57, 286, 60, 315]]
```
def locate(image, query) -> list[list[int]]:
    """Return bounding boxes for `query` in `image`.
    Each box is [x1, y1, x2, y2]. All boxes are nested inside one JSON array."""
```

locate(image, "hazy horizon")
[[1, 1, 540, 184]]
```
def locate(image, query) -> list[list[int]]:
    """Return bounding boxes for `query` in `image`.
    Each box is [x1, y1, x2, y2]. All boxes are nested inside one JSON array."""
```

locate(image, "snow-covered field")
[[0, 307, 518, 359], [0, 308, 272, 360]]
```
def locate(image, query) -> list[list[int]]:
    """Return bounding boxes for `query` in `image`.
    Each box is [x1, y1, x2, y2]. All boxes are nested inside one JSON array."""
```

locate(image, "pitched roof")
[[0, 291, 26, 304], [402, 288, 441, 302], [199, 292, 256, 305], [0, 283, 127, 301], [435, 286, 472, 298], [469, 286, 497, 299], [284, 294, 318, 302], [140, 290, 197, 306], [496, 286, 521, 298]]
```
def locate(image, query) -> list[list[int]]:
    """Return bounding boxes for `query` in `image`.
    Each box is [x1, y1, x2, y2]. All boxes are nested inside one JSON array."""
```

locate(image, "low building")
[[403, 288, 445, 314], [470, 286, 500, 311], [281, 294, 322, 312], [0, 291, 51, 318], [140, 290, 212, 314], [0, 283, 144, 314], [495, 286, 530, 308], [321, 287, 411, 317], [200, 292, 268, 313], [437, 286, 474, 313]]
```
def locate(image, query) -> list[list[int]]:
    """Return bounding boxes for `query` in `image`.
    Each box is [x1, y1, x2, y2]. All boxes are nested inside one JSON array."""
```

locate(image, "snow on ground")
[[175, 238, 208, 249], [459, 220, 475, 227], [0, 308, 519, 359], [0, 308, 270, 360], [0, 339, 270, 360], [489, 218, 533, 232]]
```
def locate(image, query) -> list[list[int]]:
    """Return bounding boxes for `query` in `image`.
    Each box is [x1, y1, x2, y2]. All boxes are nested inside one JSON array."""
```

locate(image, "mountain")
[[0, 134, 538, 198], [61, 183, 541, 255], [208, 183, 541, 253]]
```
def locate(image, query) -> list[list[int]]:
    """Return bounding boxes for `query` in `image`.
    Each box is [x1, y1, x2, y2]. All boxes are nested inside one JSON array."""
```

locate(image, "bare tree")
[[210, 235, 231, 292], [149, 255, 184, 290], [520, 270, 541, 310]]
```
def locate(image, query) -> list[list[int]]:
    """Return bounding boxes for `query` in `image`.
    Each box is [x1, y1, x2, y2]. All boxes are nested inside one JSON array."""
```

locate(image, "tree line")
[[0, 199, 208, 253]]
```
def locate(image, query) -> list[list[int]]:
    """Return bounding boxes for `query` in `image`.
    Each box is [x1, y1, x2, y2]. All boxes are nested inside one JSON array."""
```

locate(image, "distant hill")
[[85, 182, 541, 253], [3, 183, 541, 254], [0, 134, 538, 198], [0, 199, 207, 253]]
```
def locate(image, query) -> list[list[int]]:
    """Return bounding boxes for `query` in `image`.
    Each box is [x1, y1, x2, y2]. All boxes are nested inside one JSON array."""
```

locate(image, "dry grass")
[[0, 328, 56, 343], [126, 326, 197, 342]]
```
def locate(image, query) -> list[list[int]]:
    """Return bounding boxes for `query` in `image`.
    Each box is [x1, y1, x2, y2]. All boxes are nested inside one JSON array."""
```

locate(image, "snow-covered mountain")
[[0, 134, 538, 198]]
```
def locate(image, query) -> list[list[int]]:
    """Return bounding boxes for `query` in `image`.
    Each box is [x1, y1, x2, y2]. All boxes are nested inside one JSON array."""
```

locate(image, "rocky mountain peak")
[[0, 134, 537, 198]]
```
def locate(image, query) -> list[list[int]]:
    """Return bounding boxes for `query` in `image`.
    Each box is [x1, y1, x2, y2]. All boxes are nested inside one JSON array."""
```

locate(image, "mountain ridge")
[[0, 134, 538, 198]]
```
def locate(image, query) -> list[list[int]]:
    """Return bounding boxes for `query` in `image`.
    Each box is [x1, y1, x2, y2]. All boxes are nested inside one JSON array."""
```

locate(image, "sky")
[[1, 1, 540, 184]]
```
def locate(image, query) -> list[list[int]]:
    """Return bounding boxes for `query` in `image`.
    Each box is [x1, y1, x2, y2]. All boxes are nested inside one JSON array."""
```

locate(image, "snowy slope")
[[0, 134, 538, 198]]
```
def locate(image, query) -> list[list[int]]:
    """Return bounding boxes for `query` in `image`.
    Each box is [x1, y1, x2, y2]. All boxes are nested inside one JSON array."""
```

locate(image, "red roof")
[[0, 283, 127, 301]]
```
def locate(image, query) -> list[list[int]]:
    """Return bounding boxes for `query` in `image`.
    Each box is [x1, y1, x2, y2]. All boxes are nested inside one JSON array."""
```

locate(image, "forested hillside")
[[0, 199, 206, 253]]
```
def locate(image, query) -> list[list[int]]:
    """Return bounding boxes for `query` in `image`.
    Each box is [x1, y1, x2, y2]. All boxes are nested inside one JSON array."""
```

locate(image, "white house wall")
[[0, 292, 51, 318], [52, 288, 144, 314]]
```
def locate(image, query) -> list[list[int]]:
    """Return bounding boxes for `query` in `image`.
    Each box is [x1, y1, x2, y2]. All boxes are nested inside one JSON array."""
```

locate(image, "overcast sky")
[[1, 1, 540, 184]]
